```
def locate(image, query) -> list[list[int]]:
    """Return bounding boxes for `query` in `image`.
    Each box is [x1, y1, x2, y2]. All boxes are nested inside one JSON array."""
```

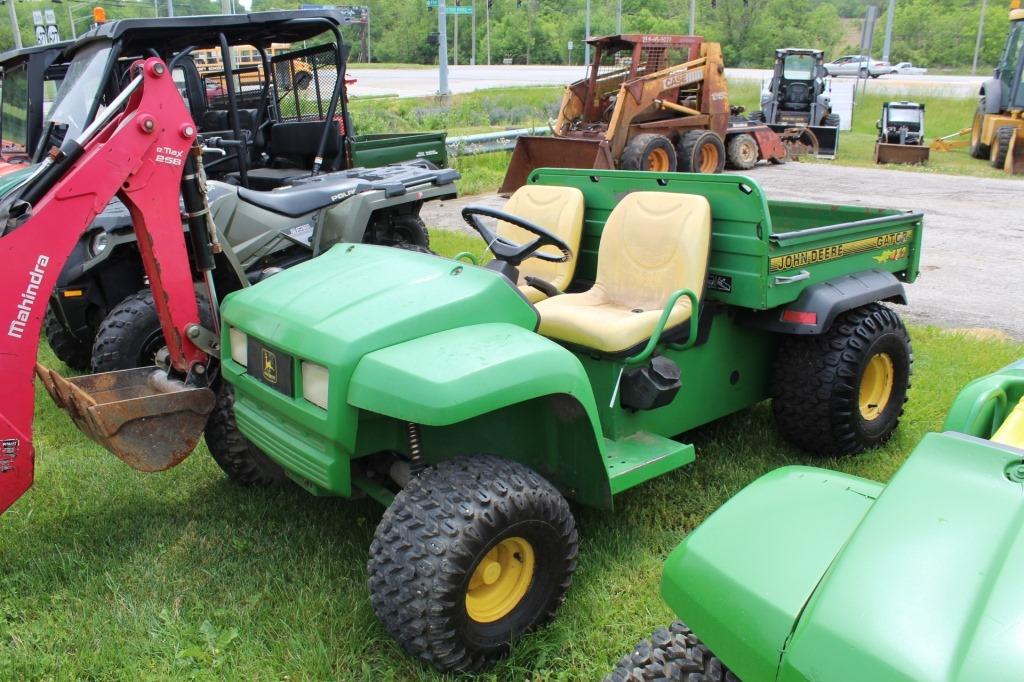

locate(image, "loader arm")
[[604, 42, 730, 160], [0, 58, 211, 514]]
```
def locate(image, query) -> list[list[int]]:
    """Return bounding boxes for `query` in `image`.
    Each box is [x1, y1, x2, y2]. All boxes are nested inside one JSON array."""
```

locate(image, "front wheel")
[[822, 113, 841, 128], [771, 303, 912, 457], [368, 455, 578, 672], [605, 621, 738, 682], [990, 125, 1015, 169], [44, 306, 92, 371], [204, 383, 287, 486]]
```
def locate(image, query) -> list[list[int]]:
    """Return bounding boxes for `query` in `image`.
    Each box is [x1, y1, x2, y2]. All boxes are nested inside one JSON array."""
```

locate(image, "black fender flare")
[[739, 269, 907, 335]]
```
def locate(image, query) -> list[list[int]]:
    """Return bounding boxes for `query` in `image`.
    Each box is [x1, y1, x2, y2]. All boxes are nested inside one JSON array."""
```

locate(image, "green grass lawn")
[[2, 229, 1022, 680]]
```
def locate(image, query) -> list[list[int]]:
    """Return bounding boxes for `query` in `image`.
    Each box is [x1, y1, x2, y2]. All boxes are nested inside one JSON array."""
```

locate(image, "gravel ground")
[[421, 163, 1024, 340]]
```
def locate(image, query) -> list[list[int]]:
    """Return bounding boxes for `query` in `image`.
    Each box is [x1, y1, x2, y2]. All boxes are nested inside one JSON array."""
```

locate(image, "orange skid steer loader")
[[500, 34, 786, 194]]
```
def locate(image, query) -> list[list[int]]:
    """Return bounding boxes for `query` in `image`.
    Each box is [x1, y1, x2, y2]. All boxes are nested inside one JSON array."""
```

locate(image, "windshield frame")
[[40, 40, 120, 160], [0, 62, 31, 160]]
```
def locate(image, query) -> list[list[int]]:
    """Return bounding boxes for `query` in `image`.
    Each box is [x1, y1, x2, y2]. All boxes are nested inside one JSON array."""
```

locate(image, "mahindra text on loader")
[[0, 50, 926, 676], [607, 360, 1024, 682]]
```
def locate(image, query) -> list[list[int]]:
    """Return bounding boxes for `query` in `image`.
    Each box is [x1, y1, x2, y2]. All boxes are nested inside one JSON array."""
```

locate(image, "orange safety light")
[[93, 6, 107, 24], [1012, 0, 1022, 10]]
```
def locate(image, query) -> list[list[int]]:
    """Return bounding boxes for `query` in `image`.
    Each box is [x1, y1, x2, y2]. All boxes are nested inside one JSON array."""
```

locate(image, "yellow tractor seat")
[[496, 185, 585, 303], [535, 191, 711, 354]]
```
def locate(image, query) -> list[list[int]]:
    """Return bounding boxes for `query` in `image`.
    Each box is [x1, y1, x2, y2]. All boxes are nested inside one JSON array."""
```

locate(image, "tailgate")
[[764, 201, 923, 309], [350, 132, 447, 168]]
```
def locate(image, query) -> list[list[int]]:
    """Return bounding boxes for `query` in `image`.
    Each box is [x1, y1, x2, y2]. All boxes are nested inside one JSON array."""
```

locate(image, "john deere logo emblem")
[[262, 349, 278, 384]]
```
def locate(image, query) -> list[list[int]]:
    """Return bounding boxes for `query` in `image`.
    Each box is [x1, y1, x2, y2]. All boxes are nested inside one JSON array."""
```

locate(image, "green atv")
[[608, 359, 1024, 681], [217, 167, 924, 671]]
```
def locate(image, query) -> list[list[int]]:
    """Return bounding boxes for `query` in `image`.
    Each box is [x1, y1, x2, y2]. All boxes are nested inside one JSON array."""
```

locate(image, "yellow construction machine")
[[499, 34, 788, 194]]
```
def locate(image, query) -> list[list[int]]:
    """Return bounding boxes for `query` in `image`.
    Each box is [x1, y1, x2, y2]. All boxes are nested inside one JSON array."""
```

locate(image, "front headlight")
[[88, 231, 110, 256], [229, 327, 248, 366], [301, 361, 329, 410]]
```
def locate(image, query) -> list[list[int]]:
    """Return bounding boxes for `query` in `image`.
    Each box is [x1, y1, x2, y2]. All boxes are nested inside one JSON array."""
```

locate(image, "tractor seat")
[[535, 192, 711, 354], [500, 185, 585, 303]]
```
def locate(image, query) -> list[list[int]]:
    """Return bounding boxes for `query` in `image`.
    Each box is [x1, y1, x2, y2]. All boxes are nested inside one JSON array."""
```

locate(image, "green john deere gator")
[[608, 359, 1024, 682], [217, 168, 924, 672]]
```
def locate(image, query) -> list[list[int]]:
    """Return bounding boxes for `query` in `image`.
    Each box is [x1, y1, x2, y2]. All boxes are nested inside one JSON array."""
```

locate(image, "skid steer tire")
[[368, 455, 578, 673], [44, 307, 91, 371], [823, 113, 841, 128], [91, 289, 212, 372], [676, 130, 726, 174], [605, 621, 738, 682], [726, 134, 759, 170], [748, 110, 766, 123], [204, 383, 287, 486], [990, 126, 1015, 169], [621, 134, 678, 172], [969, 102, 990, 159], [771, 303, 912, 457]]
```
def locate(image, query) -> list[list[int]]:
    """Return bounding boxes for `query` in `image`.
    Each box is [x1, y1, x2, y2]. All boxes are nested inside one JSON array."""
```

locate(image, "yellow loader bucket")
[[1006, 129, 1024, 175], [499, 136, 615, 196], [874, 142, 930, 165], [35, 364, 215, 472]]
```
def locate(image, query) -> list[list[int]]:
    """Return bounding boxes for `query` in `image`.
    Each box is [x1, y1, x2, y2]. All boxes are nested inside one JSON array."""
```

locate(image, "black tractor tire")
[[990, 125, 1015, 169], [748, 109, 766, 123], [969, 101, 991, 159], [605, 621, 738, 682], [676, 130, 727, 174], [204, 383, 287, 486], [822, 113, 841, 128], [621, 133, 678, 172], [369, 212, 431, 250], [725, 133, 759, 170], [43, 307, 92, 371], [771, 303, 912, 457], [91, 288, 212, 372], [368, 455, 578, 673]]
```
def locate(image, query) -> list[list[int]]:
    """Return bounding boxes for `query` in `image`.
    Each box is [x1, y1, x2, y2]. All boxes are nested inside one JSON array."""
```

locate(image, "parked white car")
[[824, 55, 893, 78], [891, 61, 928, 75]]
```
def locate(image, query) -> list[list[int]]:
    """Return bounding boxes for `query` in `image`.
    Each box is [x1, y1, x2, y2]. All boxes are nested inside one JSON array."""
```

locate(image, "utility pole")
[[526, 0, 532, 65], [454, 6, 458, 66], [881, 0, 895, 63], [438, 0, 450, 96], [972, 0, 989, 76], [7, 0, 22, 49], [471, 0, 476, 65], [616, 0, 622, 33], [689, 0, 696, 34], [584, 0, 590, 64], [486, 0, 491, 65], [167, 0, 174, 18]]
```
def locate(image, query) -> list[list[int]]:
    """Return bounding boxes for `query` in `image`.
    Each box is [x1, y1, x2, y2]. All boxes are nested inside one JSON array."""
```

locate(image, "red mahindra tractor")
[[0, 57, 219, 510]]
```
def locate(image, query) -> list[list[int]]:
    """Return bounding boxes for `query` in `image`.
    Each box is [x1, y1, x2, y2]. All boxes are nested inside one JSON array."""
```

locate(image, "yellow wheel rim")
[[859, 352, 895, 421], [699, 144, 720, 173], [647, 147, 670, 172], [465, 537, 535, 623]]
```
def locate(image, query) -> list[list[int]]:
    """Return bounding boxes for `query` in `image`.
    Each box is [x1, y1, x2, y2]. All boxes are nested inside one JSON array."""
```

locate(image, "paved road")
[[349, 64, 985, 98], [421, 164, 1024, 340]]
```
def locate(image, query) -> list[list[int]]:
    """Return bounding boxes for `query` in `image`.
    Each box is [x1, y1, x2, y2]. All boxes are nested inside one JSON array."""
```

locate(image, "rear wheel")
[[605, 621, 738, 682], [725, 133, 759, 170], [43, 307, 91, 371], [969, 101, 990, 159], [368, 455, 578, 672], [676, 130, 726, 174], [368, 213, 431, 249], [621, 133, 677, 172], [771, 303, 912, 457], [91, 289, 212, 372], [204, 383, 287, 486], [990, 125, 1015, 169]]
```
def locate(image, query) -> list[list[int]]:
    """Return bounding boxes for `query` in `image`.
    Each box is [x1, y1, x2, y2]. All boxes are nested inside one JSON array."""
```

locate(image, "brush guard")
[[0, 58, 216, 513]]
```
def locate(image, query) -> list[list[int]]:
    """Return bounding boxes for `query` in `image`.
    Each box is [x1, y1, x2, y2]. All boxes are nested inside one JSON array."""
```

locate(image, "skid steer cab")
[[874, 101, 930, 165], [218, 167, 924, 672], [0, 57, 219, 513], [608, 360, 1024, 681]]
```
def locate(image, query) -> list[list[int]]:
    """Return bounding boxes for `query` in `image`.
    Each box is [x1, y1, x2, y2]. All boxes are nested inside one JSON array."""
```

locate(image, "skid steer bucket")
[[874, 142, 930, 165], [35, 364, 216, 473], [500, 136, 614, 195], [767, 124, 839, 158]]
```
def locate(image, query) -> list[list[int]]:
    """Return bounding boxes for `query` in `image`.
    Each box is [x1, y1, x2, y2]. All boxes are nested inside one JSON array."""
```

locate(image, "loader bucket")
[[874, 142, 929, 165], [35, 364, 215, 472], [500, 136, 614, 195], [1006, 129, 1024, 175], [768, 124, 839, 159]]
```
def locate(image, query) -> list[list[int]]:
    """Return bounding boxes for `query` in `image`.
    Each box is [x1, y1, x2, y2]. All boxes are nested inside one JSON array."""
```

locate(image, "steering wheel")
[[461, 205, 572, 267]]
